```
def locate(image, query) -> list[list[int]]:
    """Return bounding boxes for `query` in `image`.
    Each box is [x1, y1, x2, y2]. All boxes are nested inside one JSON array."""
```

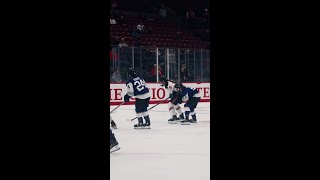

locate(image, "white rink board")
[[110, 82, 210, 105], [110, 102, 210, 180]]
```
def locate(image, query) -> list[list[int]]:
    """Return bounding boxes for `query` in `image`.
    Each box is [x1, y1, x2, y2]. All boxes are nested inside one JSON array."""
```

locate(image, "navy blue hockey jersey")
[[180, 86, 200, 102], [126, 77, 150, 98]]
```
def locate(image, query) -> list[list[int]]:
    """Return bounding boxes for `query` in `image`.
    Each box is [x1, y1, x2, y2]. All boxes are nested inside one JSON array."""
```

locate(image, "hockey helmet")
[[127, 67, 137, 78], [174, 83, 183, 92]]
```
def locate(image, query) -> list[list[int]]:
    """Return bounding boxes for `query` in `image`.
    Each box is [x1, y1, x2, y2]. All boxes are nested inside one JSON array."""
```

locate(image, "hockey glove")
[[176, 93, 183, 104], [124, 94, 130, 102], [171, 94, 183, 105]]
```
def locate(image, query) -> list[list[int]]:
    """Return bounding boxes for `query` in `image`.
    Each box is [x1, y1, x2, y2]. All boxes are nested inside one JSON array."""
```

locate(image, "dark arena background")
[[109, 0, 212, 179], [6, 0, 313, 179]]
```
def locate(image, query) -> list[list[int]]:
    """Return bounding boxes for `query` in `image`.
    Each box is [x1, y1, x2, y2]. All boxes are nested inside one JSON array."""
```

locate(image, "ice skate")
[[110, 132, 120, 153], [134, 122, 145, 129], [180, 117, 190, 125], [178, 114, 185, 122], [168, 115, 179, 124], [111, 120, 118, 129], [190, 115, 197, 123], [134, 117, 148, 129], [110, 142, 120, 153]]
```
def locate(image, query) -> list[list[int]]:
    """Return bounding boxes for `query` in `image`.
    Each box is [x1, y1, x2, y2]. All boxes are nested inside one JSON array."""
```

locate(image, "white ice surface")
[[110, 102, 210, 180]]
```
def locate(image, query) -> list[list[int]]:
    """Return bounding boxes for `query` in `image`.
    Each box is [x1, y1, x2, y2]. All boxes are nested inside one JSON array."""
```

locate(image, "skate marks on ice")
[[110, 102, 210, 180], [111, 152, 208, 156], [114, 102, 210, 122]]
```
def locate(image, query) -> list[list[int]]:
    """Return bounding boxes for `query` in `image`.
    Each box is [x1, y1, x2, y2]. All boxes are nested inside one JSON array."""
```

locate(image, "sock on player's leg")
[[175, 105, 183, 117]]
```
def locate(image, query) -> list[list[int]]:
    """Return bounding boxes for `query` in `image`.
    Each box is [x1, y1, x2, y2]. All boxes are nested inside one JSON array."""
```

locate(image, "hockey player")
[[174, 83, 201, 124], [110, 128, 120, 153], [159, 76, 185, 124], [110, 115, 117, 129], [123, 68, 151, 129]]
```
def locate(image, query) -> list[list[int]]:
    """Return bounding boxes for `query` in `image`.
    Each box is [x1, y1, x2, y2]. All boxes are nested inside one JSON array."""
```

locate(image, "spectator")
[[118, 38, 128, 48], [137, 22, 144, 33], [158, 65, 164, 81], [118, 15, 127, 25], [110, 16, 117, 25], [186, 8, 195, 28], [150, 64, 163, 82], [180, 63, 189, 82], [159, 6, 167, 23], [186, 8, 195, 19], [203, 8, 209, 18], [111, 68, 122, 82], [159, 63, 165, 72], [203, 8, 210, 26]]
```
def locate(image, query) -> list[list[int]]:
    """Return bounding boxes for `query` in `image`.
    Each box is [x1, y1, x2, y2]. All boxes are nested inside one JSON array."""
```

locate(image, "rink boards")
[[110, 82, 210, 105]]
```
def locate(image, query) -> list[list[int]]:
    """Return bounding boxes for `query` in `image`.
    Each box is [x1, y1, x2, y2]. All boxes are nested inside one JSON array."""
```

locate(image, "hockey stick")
[[130, 96, 171, 121], [167, 79, 177, 83], [110, 102, 125, 114], [160, 78, 176, 84]]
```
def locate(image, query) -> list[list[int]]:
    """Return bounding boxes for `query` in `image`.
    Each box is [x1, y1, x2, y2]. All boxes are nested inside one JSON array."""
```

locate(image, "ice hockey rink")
[[110, 102, 210, 180]]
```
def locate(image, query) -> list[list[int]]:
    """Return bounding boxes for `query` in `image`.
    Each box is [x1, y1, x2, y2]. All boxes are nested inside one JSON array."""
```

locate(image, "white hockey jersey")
[[165, 81, 176, 95]]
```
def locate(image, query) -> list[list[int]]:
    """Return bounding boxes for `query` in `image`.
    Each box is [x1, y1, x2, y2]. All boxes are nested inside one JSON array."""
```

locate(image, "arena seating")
[[110, 16, 209, 49]]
